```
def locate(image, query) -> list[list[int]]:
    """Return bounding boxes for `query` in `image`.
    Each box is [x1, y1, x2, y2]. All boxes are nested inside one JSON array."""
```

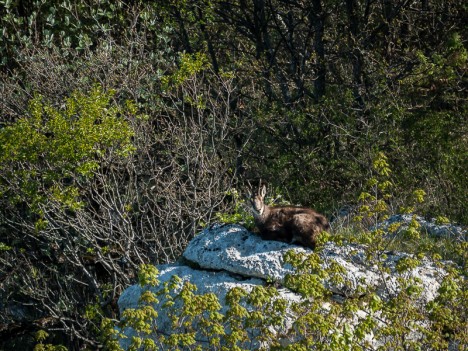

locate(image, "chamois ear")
[[260, 184, 267, 198], [246, 180, 253, 197]]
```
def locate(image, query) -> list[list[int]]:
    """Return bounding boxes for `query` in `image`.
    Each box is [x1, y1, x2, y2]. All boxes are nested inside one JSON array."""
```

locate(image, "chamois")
[[250, 183, 329, 249]]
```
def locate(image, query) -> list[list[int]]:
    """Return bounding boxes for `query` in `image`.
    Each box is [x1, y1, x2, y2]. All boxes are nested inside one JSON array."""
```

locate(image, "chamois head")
[[249, 182, 267, 216]]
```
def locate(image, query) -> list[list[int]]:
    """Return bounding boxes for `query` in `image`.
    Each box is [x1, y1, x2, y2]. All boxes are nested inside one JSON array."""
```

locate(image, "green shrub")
[[0, 85, 137, 348], [0, 84, 135, 215], [106, 246, 466, 350], [215, 189, 255, 229]]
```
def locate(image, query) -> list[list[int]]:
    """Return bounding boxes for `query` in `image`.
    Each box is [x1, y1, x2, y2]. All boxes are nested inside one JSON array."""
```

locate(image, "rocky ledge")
[[117, 223, 451, 350]]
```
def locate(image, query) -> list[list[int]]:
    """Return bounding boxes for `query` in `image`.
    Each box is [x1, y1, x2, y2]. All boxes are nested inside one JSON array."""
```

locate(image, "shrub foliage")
[[0, 0, 466, 349]]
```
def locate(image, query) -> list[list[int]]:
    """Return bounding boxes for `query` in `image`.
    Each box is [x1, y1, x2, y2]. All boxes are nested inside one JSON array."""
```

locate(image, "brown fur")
[[250, 184, 329, 249]]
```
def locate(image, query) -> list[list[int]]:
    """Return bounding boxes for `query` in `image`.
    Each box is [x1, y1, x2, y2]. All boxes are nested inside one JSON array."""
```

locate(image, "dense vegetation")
[[0, 0, 466, 349]]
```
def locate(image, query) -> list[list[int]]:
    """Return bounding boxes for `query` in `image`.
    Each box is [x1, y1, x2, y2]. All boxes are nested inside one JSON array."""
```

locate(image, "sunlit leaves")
[[162, 52, 210, 89], [103, 230, 468, 351], [0, 85, 135, 215], [215, 189, 255, 229], [138, 264, 160, 288]]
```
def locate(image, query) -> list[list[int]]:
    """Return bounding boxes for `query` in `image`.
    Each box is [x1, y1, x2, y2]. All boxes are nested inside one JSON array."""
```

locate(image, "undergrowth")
[[101, 152, 467, 351]]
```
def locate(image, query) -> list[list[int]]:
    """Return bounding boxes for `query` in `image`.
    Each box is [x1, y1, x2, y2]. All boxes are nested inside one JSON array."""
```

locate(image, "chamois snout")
[[249, 183, 329, 250]]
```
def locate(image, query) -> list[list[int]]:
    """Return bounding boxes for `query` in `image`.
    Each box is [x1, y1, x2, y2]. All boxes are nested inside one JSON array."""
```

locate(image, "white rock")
[[182, 224, 445, 300], [117, 263, 301, 350], [377, 214, 466, 241], [117, 224, 450, 350], [183, 223, 303, 281]]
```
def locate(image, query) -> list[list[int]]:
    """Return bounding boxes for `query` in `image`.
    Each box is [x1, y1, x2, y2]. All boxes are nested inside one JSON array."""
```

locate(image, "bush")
[[0, 85, 137, 347], [105, 245, 467, 350], [103, 155, 467, 350], [0, 41, 250, 348]]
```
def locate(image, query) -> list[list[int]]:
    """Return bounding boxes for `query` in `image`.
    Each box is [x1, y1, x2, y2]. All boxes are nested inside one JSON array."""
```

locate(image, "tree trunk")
[[310, 0, 326, 101]]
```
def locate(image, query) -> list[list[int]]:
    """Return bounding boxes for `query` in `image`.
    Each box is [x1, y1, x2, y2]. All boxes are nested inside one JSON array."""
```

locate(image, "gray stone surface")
[[377, 214, 466, 241], [117, 262, 300, 350], [182, 224, 445, 301], [182, 223, 300, 280], [117, 223, 450, 350]]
